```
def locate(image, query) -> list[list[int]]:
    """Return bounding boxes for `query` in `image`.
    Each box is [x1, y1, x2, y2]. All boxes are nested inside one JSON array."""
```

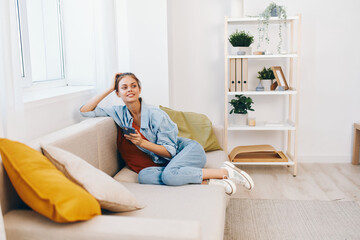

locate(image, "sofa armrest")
[[4, 210, 201, 240]]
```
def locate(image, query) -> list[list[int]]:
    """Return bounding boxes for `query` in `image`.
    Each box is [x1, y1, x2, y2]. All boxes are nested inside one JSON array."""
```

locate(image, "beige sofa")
[[1, 117, 229, 240]]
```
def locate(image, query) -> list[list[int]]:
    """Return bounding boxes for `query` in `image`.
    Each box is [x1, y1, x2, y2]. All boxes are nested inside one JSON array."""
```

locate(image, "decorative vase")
[[261, 79, 273, 91], [256, 81, 264, 91], [271, 8, 278, 17], [230, 113, 248, 126]]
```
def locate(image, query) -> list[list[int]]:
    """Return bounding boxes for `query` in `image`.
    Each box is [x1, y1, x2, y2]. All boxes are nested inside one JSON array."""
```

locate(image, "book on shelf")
[[229, 59, 236, 92], [241, 59, 248, 91], [229, 58, 249, 92], [235, 59, 242, 91]]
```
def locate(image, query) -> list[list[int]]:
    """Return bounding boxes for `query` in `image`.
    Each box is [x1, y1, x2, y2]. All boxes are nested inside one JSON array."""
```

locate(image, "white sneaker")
[[221, 161, 254, 190], [208, 179, 237, 196]]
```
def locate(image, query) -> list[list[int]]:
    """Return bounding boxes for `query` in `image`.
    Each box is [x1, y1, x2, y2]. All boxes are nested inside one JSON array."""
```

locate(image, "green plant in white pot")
[[257, 67, 275, 91], [229, 94, 254, 125], [228, 30, 254, 55]]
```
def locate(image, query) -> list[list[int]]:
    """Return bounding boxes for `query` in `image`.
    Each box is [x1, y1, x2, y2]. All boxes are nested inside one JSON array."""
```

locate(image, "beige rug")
[[224, 199, 360, 240]]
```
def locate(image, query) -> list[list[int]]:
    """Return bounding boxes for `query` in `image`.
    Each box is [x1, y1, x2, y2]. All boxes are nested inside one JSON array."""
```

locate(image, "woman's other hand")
[[124, 129, 144, 146]]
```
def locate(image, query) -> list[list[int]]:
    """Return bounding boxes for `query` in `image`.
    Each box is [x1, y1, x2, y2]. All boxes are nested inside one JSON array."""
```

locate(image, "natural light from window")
[[19, 0, 64, 83]]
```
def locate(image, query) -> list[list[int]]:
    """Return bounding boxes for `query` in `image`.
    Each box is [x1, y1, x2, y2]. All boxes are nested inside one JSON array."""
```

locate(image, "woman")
[[80, 72, 254, 195]]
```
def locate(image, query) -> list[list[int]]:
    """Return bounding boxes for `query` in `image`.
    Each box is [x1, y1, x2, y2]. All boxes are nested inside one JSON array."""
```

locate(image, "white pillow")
[[41, 145, 144, 212]]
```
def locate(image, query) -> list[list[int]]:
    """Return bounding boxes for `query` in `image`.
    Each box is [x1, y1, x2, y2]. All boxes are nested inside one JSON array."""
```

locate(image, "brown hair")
[[114, 72, 141, 93]]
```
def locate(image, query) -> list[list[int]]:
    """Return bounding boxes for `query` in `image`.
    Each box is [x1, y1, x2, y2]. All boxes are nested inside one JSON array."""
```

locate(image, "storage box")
[[228, 145, 288, 162]]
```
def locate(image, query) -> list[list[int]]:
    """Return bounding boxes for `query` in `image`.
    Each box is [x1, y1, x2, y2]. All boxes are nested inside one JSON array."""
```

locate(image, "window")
[[16, 0, 65, 84]]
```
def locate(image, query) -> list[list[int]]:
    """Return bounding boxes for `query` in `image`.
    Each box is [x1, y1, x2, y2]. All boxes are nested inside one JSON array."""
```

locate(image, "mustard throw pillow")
[[0, 139, 101, 223], [159, 106, 222, 152]]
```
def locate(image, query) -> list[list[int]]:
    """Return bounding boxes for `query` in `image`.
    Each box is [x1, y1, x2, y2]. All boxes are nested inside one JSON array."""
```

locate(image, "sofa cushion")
[[159, 106, 222, 152], [204, 150, 228, 169], [4, 210, 201, 240], [42, 145, 144, 212], [111, 183, 227, 240], [0, 139, 101, 223], [113, 166, 139, 183]]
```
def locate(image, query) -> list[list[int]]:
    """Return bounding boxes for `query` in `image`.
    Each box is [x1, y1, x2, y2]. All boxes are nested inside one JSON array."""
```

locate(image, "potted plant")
[[257, 67, 275, 91], [228, 30, 254, 55], [257, 2, 287, 54], [229, 94, 254, 125]]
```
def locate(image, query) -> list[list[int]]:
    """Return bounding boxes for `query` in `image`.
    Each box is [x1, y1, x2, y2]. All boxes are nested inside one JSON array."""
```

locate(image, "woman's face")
[[116, 76, 141, 103]]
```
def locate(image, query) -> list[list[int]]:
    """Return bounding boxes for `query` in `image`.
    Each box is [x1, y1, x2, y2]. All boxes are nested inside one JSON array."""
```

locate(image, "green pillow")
[[160, 106, 222, 152]]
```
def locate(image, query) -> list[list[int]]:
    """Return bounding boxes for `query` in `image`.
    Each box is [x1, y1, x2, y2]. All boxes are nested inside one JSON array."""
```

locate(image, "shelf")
[[228, 121, 295, 131], [224, 14, 301, 176], [231, 152, 295, 166], [228, 90, 297, 96], [227, 15, 299, 24], [228, 53, 298, 59], [232, 160, 295, 166]]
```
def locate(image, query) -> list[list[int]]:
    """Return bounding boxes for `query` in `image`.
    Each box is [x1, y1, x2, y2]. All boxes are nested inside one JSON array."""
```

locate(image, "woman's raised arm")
[[80, 74, 117, 112]]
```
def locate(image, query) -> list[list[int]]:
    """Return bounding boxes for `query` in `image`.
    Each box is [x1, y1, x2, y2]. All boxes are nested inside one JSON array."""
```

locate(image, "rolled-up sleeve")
[[156, 115, 178, 158], [79, 105, 115, 118]]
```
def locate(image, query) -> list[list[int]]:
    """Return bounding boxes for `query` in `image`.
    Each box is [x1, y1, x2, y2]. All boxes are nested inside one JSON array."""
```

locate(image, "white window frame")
[[15, 0, 67, 89]]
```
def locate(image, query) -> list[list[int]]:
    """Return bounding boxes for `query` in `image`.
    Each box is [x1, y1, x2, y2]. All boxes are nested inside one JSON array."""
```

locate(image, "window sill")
[[23, 85, 95, 105]]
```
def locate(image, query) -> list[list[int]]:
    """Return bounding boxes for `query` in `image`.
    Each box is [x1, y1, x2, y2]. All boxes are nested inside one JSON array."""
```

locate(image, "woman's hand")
[[124, 130, 144, 146], [111, 72, 123, 91]]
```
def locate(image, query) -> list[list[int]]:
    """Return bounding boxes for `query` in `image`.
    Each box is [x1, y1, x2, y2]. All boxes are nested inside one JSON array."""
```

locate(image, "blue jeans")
[[138, 138, 206, 186]]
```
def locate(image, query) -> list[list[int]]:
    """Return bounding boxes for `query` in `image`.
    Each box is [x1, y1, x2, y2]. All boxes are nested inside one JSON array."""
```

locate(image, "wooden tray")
[[229, 145, 288, 162]]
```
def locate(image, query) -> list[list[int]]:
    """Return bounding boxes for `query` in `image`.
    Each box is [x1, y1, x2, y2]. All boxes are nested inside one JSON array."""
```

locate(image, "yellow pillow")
[[160, 106, 222, 152], [0, 138, 101, 223]]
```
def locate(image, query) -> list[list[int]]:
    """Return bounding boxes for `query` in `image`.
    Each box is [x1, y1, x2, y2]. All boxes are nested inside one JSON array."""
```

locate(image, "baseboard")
[[298, 155, 352, 163]]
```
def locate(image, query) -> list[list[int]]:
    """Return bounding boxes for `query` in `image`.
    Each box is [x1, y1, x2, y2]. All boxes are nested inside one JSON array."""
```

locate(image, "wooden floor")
[[232, 163, 360, 204]]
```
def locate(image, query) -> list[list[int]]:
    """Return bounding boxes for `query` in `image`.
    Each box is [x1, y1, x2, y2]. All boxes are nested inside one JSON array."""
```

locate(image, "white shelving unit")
[[227, 54, 298, 59], [224, 14, 302, 176]]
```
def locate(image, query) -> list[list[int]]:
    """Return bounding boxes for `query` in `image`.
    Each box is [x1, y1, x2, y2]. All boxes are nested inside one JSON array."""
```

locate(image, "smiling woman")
[[79, 72, 254, 194]]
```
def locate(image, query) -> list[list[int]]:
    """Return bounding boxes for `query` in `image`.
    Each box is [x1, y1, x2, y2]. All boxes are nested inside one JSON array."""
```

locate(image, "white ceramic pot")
[[230, 113, 248, 126], [261, 79, 273, 91], [236, 46, 251, 55]]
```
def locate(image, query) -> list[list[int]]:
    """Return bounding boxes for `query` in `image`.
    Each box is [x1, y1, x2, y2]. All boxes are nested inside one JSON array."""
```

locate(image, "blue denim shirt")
[[80, 100, 178, 165]]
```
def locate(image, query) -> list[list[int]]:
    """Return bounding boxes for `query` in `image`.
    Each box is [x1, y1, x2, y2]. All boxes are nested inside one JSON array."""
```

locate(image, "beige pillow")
[[41, 145, 144, 212]]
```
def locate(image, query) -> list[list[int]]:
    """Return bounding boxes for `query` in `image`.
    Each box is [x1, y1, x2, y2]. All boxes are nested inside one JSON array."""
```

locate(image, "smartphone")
[[122, 126, 136, 135]]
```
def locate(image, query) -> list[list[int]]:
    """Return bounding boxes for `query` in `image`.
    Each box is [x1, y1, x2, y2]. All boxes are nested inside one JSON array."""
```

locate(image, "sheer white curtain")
[[0, 0, 25, 141]]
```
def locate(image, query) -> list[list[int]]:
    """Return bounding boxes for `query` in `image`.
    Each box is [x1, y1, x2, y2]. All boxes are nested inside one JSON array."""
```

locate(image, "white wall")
[[168, 0, 229, 122], [22, 92, 94, 141], [126, 0, 169, 107], [167, 0, 360, 162]]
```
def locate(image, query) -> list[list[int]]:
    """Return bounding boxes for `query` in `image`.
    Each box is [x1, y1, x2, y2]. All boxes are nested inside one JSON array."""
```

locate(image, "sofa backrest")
[[1, 117, 123, 215], [1, 117, 224, 215]]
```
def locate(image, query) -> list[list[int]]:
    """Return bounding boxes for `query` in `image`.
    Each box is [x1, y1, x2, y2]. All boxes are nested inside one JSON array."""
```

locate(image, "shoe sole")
[[223, 179, 236, 195], [224, 162, 254, 190]]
